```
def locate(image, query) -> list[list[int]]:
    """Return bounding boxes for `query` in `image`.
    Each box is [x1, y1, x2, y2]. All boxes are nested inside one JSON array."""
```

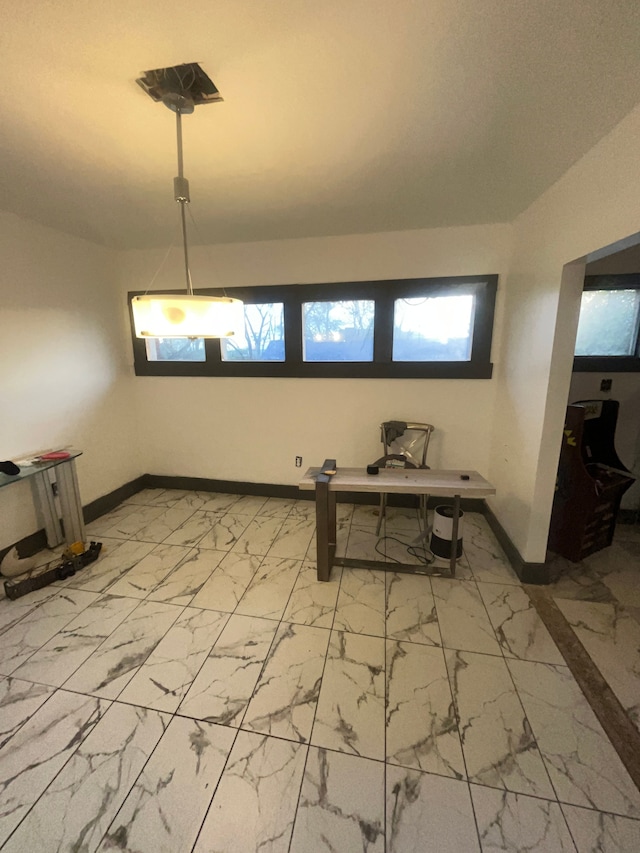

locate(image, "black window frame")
[[129, 275, 497, 379], [573, 274, 640, 373]]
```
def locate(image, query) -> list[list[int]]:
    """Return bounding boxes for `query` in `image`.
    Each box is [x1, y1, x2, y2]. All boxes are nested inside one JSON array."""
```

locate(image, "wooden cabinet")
[[548, 400, 635, 562]]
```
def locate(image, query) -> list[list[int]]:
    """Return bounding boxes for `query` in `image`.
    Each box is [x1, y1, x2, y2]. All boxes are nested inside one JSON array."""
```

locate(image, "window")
[[221, 303, 285, 362], [393, 294, 474, 362], [574, 275, 640, 372], [130, 275, 497, 378], [302, 300, 375, 362], [146, 338, 205, 362]]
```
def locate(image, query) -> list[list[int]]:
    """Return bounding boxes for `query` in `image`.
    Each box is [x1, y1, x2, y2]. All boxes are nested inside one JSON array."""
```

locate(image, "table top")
[[0, 451, 82, 490], [299, 466, 495, 497]]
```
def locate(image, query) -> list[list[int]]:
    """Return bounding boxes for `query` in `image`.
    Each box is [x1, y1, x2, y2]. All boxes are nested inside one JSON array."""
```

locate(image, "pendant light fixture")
[[131, 63, 243, 339]]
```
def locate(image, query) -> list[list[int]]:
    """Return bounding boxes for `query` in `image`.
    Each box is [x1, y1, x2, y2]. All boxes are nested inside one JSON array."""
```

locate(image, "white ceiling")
[[2, 0, 640, 250]]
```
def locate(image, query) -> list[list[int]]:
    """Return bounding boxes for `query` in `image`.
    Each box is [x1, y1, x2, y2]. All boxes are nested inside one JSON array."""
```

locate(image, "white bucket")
[[430, 505, 464, 559]]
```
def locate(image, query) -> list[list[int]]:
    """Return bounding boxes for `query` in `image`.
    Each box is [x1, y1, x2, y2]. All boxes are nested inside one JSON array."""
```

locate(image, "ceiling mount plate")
[[136, 62, 223, 108]]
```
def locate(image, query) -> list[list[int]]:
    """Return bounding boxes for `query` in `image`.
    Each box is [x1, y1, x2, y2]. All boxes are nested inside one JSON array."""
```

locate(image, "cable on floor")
[[374, 509, 467, 571], [374, 534, 435, 565]]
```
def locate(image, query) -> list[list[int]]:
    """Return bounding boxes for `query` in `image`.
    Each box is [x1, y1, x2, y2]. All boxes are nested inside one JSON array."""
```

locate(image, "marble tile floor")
[[547, 525, 640, 738], [0, 489, 639, 851]]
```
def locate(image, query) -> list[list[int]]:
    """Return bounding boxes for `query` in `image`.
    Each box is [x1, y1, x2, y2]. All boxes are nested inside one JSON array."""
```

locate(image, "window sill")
[[133, 360, 494, 379], [573, 356, 640, 373]]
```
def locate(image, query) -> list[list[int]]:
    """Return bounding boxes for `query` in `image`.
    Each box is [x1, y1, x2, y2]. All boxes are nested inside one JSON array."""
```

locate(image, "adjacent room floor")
[[0, 488, 639, 852]]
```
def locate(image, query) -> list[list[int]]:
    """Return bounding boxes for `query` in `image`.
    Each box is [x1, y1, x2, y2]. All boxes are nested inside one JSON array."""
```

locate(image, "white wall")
[[0, 212, 140, 551], [489, 102, 640, 561], [120, 224, 513, 486], [7, 103, 640, 565]]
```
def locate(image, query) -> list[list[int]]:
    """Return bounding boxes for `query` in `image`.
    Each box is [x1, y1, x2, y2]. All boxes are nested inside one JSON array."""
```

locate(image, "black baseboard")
[[483, 504, 550, 584], [3, 473, 511, 575], [143, 474, 299, 500], [83, 476, 148, 524]]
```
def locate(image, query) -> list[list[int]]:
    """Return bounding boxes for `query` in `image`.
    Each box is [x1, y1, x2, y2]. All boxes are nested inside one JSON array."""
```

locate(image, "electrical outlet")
[[295, 456, 303, 467]]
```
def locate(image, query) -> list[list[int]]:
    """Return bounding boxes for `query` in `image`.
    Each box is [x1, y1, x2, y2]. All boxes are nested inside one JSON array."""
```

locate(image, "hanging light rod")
[[131, 63, 243, 340]]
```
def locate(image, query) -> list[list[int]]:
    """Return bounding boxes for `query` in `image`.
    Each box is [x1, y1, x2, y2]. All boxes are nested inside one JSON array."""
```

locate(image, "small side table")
[[299, 463, 496, 581], [0, 451, 86, 548]]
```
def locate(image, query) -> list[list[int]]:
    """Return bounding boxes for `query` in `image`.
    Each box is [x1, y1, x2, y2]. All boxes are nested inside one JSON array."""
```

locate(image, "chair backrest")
[[381, 421, 434, 468]]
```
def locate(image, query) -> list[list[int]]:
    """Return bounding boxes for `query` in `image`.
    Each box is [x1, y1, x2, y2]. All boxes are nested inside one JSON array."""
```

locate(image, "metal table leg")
[[31, 471, 64, 548], [315, 478, 337, 582], [56, 459, 86, 545], [449, 493, 461, 578]]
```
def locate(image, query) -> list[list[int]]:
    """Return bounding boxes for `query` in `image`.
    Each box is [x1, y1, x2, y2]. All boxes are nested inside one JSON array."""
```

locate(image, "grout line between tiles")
[[188, 499, 308, 852], [440, 639, 471, 786], [285, 650, 331, 851], [505, 653, 568, 804], [466, 778, 484, 851], [557, 800, 585, 853], [131, 544, 201, 600], [383, 599, 388, 849], [0, 590, 106, 679], [186, 723, 243, 853], [526, 584, 640, 795], [285, 514, 349, 852], [161, 608, 234, 718], [470, 563, 562, 803], [463, 560, 564, 804], [481, 594, 560, 806], [231, 539, 303, 735], [66, 601, 188, 703], [10, 666, 640, 831], [0, 693, 117, 851], [15, 493, 640, 850], [87, 505, 264, 850], [171, 562, 270, 718], [109, 505, 202, 542]]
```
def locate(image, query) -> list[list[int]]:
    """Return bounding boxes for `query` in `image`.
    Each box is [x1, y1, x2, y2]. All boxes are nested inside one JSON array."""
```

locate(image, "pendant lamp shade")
[[132, 294, 243, 339], [132, 65, 243, 340]]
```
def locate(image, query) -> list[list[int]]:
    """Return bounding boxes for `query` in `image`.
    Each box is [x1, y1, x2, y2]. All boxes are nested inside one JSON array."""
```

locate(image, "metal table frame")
[[0, 451, 86, 548], [299, 460, 496, 582]]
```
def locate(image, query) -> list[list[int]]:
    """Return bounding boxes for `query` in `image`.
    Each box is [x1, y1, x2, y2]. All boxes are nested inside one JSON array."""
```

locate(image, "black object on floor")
[[0, 461, 20, 476], [4, 541, 103, 600]]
